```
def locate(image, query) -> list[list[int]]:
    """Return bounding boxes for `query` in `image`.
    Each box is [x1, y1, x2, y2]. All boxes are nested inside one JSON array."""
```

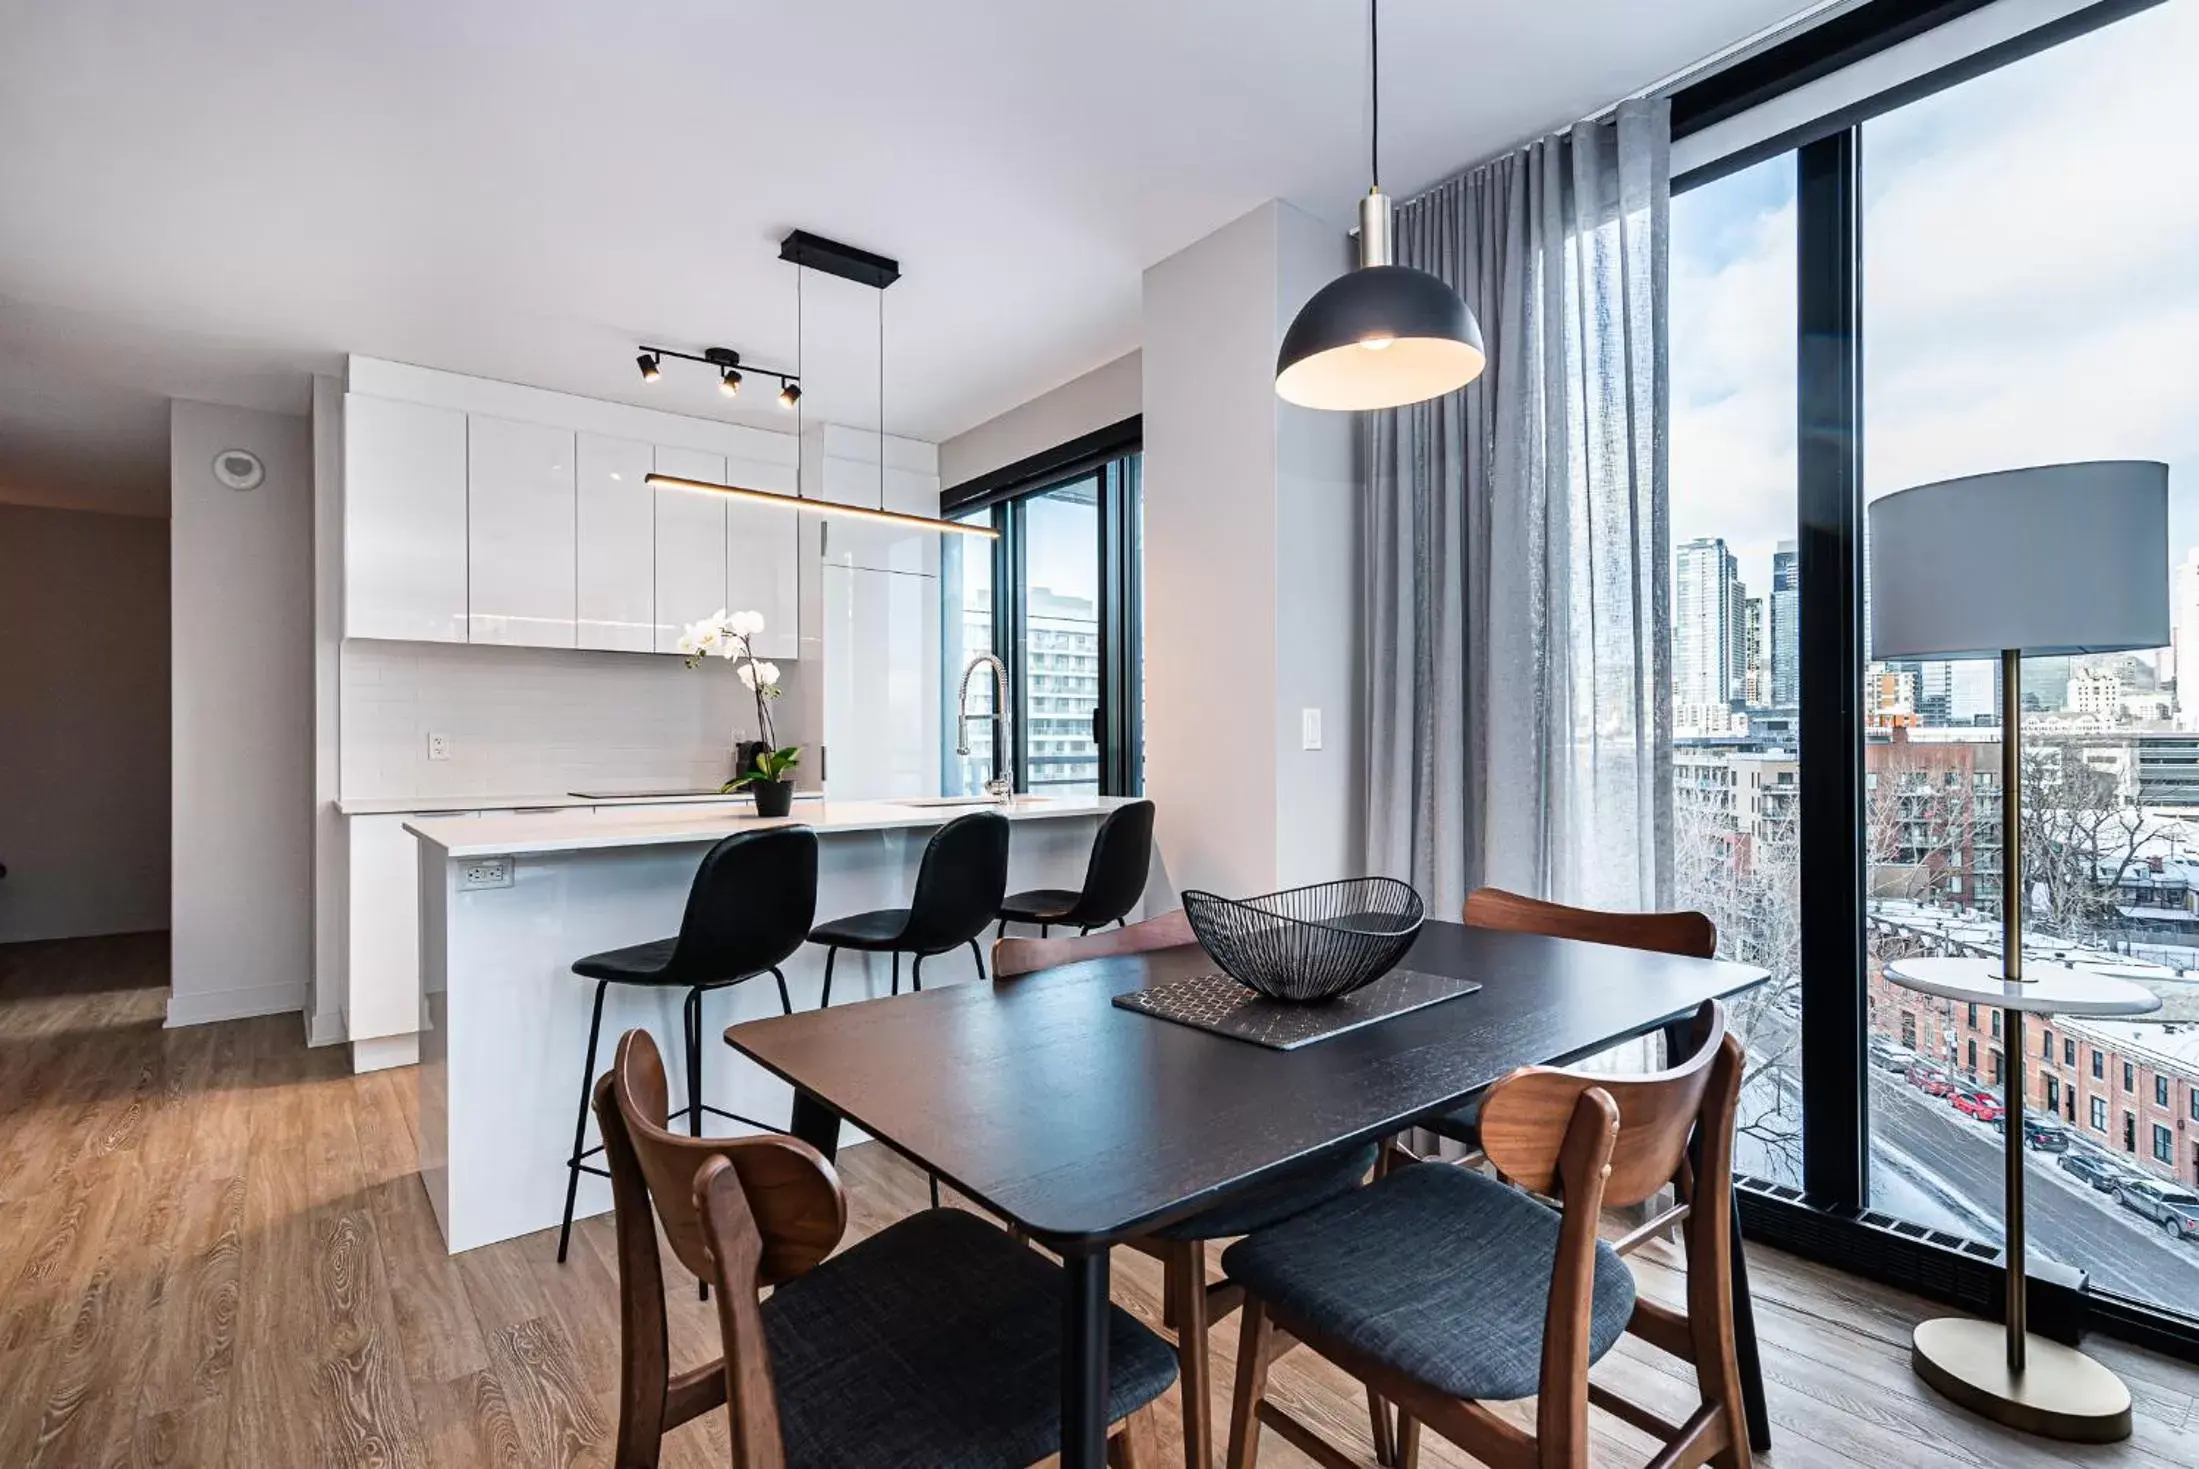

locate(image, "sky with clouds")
[[1670, 0, 2199, 618]]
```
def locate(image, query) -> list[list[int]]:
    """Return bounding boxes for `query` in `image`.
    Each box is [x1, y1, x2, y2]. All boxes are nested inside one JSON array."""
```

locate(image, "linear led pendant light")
[[645, 231, 999, 541], [1275, 0, 1486, 411]]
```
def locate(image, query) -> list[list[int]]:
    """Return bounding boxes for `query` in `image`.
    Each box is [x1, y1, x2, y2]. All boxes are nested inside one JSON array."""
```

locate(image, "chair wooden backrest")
[[1462, 886, 1716, 960], [594, 1028, 845, 1468], [1475, 1001, 1746, 1464], [990, 907, 1197, 980]]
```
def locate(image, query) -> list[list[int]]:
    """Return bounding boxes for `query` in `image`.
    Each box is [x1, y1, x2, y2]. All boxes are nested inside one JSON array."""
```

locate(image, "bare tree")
[[2019, 740, 2163, 941]]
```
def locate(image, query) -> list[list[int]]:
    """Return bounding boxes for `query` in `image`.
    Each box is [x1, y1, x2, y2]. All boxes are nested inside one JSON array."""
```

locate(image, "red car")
[[1952, 1090, 2005, 1122], [1906, 1062, 1959, 1097]]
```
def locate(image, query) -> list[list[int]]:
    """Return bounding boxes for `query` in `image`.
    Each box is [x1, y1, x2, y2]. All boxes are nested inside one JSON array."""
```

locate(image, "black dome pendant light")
[[1275, 0, 1486, 411]]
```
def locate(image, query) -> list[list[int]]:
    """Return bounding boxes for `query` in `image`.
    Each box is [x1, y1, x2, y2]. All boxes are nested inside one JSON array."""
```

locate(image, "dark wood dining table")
[[725, 917, 1773, 1469]]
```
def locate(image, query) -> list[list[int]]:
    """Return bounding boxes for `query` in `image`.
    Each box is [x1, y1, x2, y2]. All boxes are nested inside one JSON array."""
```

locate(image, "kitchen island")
[[407, 795, 1149, 1252]]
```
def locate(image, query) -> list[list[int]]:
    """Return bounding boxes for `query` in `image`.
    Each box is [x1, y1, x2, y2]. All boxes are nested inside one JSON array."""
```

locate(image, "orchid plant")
[[678, 608, 788, 762]]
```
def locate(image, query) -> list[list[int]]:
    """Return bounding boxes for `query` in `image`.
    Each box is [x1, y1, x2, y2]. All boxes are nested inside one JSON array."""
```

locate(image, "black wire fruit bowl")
[[1181, 877, 1426, 1002]]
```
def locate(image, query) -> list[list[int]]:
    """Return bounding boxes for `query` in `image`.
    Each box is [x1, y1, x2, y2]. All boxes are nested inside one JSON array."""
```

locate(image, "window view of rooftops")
[[1672, 2, 2199, 1320]]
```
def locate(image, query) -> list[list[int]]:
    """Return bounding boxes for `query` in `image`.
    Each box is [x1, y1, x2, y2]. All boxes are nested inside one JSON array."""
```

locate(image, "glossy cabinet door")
[[575, 432, 656, 651], [723, 444, 800, 661], [344, 394, 469, 642], [467, 415, 577, 647], [822, 562, 941, 798], [652, 445, 728, 652]]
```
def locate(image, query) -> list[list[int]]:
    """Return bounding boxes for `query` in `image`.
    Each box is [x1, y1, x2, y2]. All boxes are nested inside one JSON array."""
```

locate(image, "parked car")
[[2010, 1115, 2072, 1152], [2113, 1178, 2199, 1241], [1868, 1036, 1921, 1074], [1905, 1061, 1959, 1096], [1951, 1089, 2005, 1122], [2058, 1149, 2139, 1193]]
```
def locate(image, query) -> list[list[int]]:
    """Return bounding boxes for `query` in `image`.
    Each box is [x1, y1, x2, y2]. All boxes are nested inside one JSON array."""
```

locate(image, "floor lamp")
[[1869, 460, 2169, 1440]]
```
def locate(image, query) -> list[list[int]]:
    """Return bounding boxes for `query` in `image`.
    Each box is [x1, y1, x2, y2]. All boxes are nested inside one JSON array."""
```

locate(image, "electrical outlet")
[[460, 856, 513, 890], [1301, 708, 1323, 751], [427, 731, 451, 761]]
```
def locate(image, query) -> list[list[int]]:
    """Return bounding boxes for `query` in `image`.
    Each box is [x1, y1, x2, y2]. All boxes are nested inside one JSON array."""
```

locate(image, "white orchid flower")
[[737, 662, 758, 690], [676, 633, 697, 655], [730, 610, 766, 637], [715, 638, 740, 659], [754, 661, 781, 688]]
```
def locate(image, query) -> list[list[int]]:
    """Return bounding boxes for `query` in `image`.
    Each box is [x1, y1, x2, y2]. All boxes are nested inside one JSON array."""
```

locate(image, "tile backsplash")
[[339, 640, 807, 802]]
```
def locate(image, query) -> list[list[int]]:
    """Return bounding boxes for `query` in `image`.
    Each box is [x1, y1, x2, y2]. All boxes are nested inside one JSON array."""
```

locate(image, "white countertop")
[[405, 794, 1134, 858], [337, 790, 825, 817]]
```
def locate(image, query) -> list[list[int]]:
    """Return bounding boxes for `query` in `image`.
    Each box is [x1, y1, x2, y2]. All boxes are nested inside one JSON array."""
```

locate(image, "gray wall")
[[938, 351, 1142, 492], [0, 504, 172, 943], [169, 399, 314, 1026]]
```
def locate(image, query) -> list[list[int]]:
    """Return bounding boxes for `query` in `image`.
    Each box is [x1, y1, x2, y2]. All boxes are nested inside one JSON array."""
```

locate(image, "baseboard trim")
[[351, 1033, 419, 1073], [307, 1006, 348, 1048], [165, 982, 307, 1029]]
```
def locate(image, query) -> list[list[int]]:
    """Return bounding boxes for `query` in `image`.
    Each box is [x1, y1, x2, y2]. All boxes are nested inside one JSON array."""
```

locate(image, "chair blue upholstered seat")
[[763, 1208, 1178, 1469], [1220, 1162, 1636, 1403], [1151, 1142, 1380, 1240]]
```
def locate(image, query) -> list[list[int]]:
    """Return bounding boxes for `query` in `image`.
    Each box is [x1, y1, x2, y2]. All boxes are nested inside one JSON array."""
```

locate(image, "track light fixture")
[[630, 343, 798, 401]]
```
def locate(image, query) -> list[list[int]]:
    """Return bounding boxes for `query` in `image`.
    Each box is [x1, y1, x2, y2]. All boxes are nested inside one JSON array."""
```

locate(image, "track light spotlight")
[[720, 367, 743, 397], [778, 381, 801, 409], [637, 352, 661, 383]]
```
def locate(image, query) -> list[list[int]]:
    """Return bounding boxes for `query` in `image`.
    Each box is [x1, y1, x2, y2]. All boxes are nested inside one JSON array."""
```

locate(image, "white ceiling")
[[0, 0, 1813, 514]]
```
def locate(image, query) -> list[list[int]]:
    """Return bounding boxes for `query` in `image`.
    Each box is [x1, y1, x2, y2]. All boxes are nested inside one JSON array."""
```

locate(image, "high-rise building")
[[1675, 537, 1744, 710], [1916, 659, 1999, 725], [1770, 539, 1799, 708], [1743, 596, 1767, 706], [2176, 548, 2199, 729]]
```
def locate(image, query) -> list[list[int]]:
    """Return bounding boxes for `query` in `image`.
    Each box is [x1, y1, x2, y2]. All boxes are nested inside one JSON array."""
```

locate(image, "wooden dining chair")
[[594, 1028, 1175, 1468], [993, 912, 1388, 1469], [1221, 1000, 1749, 1469], [1410, 888, 1716, 1199]]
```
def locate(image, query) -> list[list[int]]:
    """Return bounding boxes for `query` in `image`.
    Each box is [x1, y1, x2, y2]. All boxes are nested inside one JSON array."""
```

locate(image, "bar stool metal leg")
[[968, 938, 984, 980], [912, 953, 924, 992], [772, 966, 792, 1015], [891, 951, 900, 997], [682, 986, 703, 1137], [820, 946, 837, 1007], [556, 978, 611, 1264]]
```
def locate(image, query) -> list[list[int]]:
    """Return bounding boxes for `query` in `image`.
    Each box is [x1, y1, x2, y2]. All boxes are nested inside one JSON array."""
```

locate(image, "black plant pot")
[[749, 778, 795, 819]]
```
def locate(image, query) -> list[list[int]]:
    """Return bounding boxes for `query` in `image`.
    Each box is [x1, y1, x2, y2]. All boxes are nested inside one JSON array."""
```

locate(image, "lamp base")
[[1911, 1317, 2132, 1442]]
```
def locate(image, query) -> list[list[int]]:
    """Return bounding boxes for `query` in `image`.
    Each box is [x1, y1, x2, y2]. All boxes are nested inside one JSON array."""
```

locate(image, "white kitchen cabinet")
[[818, 454, 942, 578], [575, 432, 656, 652], [822, 561, 940, 798], [344, 394, 469, 642], [347, 813, 424, 1056], [653, 445, 728, 652], [467, 415, 577, 647]]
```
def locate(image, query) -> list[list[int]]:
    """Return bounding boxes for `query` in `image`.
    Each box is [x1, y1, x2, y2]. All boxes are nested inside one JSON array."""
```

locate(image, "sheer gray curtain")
[[1365, 98, 1672, 917]]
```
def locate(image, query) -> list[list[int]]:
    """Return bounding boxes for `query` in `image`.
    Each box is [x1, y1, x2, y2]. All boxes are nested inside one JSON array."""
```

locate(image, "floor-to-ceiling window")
[[1670, 0, 2199, 1347], [939, 429, 1143, 797], [1669, 153, 1804, 1186], [1855, 0, 2199, 1321]]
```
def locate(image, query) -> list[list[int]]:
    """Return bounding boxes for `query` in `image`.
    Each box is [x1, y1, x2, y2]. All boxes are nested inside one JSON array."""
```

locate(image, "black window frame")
[[940, 418, 1143, 797], [1674, 0, 2199, 1364]]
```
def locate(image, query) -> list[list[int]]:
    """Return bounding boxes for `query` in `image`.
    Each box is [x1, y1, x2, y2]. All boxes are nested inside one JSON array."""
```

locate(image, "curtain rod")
[[1395, 0, 1856, 207]]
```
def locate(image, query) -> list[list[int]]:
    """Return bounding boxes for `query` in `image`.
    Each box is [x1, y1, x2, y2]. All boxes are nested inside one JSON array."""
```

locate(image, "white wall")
[[938, 351, 1142, 492], [0, 505, 172, 943], [338, 640, 809, 801], [170, 399, 314, 1026], [1142, 201, 1359, 900]]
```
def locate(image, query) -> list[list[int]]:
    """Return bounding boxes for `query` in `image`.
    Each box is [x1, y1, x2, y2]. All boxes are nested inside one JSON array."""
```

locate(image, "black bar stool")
[[809, 810, 1011, 1005], [557, 824, 818, 1264], [996, 799, 1154, 938]]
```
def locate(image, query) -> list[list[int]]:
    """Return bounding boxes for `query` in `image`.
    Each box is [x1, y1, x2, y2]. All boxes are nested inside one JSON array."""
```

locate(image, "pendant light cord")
[[877, 287, 886, 512], [1369, 0, 1379, 188], [794, 262, 805, 501]]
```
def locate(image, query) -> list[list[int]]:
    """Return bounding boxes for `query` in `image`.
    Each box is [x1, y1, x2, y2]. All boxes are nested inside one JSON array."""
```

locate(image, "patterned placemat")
[[1112, 967, 1483, 1050]]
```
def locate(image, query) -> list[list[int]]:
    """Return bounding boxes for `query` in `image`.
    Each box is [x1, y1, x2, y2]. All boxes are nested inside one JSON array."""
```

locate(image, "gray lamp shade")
[[1274, 266, 1487, 411], [1868, 461, 2169, 661]]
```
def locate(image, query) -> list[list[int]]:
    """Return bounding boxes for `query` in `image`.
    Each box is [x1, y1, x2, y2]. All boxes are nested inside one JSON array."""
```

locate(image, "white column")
[[1142, 201, 1361, 901]]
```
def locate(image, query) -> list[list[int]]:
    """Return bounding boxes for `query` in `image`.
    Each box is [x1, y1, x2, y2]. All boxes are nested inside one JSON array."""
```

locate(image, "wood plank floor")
[[1, 931, 2194, 1467]]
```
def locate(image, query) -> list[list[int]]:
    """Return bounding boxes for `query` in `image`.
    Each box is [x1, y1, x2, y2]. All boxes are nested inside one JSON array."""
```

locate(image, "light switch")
[[427, 731, 452, 761], [1301, 708, 1323, 751]]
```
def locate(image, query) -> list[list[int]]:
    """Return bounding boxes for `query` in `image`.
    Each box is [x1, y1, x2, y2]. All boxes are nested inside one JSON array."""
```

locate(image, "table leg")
[[1668, 1018, 1770, 1453], [1060, 1243, 1112, 1469], [788, 1089, 840, 1160]]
